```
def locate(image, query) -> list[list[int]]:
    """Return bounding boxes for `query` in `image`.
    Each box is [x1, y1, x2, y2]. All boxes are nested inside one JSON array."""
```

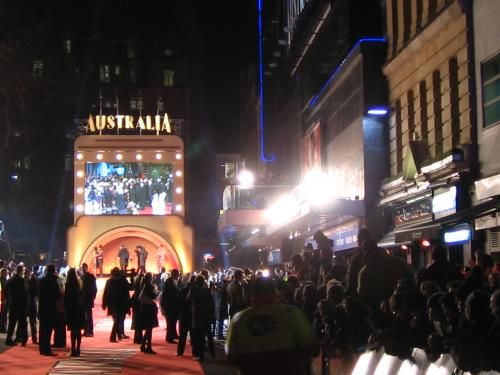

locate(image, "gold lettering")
[[116, 115, 124, 129], [125, 116, 134, 129], [87, 115, 96, 132], [96, 116, 106, 130], [136, 116, 146, 130], [106, 115, 116, 129], [146, 115, 152, 130], [155, 115, 161, 131], [161, 113, 171, 133]]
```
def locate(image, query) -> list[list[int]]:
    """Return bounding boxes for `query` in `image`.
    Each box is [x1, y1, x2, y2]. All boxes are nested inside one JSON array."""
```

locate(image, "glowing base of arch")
[[67, 215, 193, 274]]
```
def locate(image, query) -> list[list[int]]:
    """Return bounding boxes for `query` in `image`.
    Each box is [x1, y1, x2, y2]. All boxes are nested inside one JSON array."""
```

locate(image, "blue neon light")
[[257, 0, 276, 163], [309, 37, 386, 108]]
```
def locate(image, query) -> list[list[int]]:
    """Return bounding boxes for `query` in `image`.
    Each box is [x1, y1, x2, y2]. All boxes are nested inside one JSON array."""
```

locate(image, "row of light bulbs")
[[75, 152, 183, 161], [75, 170, 182, 178], [74, 203, 184, 213]]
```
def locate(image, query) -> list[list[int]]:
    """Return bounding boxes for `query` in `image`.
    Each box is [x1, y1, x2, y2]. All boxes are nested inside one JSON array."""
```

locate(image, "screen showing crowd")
[[84, 162, 174, 215]]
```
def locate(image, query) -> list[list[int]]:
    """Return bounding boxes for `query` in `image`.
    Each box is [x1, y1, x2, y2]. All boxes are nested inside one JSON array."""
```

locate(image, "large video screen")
[[84, 162, 174, 215]]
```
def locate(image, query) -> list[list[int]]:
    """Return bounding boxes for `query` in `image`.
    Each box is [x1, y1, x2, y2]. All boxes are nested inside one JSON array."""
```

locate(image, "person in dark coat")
[[131, 272, 144, 344], [357, 239, 414, 310], [345, 228, 373, 296], [38, 264, 62, 356], [216, 280, 229, 339], [64, 268, 85, 356], [26, 267, 38, 344], [420, 245, 463, 290], [5, 265, 28, 346], [0, 267, 8, 333], [188, 275, 215, 361], [161, 268, 180, 343], [138, 272, 158, 354], [176, 275, 196, 356], [102, 267, 132, 342], [80, 263, 97, 337]]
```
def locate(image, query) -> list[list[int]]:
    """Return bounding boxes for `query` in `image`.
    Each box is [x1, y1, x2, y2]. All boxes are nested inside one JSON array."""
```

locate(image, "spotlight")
[[175, 170, 182, 177], [155, 153, 162, 160], [76, 170, 84, 178], [175, 204, 183, 212], [76, 153, 84, 160], [175, 153, 182, 160], [136, 154, 143, 160], [76, 204, 84, 212], [116, 153, 123, 160], [422, 240, 431, 247], [175, 187, 183, 194], [401, 244, 409, 251], [96, 153, 103, 160], [76, 188, 83, 194]]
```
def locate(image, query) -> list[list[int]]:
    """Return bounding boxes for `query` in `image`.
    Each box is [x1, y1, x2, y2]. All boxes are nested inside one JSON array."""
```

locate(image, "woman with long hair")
[[139, 272, 159, 354], [64, 268, 85, 356]]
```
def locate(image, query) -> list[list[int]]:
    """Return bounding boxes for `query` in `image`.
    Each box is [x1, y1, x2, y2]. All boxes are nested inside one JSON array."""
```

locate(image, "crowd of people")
[[1, 228, 500, 374]]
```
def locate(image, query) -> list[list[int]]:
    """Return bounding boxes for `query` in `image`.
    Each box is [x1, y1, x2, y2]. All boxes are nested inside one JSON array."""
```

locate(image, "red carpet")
[[0, 277, 210, 375]]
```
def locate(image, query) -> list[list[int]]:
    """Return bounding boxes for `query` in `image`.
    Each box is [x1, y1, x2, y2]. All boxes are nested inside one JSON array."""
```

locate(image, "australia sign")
[[86, 114, 172, 135]]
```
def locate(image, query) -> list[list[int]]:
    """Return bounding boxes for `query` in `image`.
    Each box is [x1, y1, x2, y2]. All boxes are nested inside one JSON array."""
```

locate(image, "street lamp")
[[237, 170, 255, 189]]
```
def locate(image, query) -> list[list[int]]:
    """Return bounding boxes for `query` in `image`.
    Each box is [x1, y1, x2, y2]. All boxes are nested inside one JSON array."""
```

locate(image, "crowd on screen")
[[1, 229, 500, 374]]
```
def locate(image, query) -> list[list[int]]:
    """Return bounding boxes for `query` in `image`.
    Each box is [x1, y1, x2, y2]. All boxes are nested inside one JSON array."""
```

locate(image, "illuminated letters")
[[86, 114, 173, 135]]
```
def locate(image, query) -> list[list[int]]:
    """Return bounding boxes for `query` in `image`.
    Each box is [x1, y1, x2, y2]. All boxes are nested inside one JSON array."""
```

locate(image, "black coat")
[[5, 274, 28, 315], [81, 272, 97, 308], [161, 277, 179, 316], [64, 287, 85, 330], [188, 285, 214, 329], [38, 273, 62, 320], [102, 275, 131, 316]]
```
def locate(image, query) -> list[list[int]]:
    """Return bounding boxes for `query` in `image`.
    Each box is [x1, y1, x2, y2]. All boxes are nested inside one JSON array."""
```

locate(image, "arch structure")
[[67, 215, 193, 274]]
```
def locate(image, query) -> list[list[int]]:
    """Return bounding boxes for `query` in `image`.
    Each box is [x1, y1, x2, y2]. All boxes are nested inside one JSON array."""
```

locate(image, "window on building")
[[407, 90, 415, 138], [127, 45, 136, 59], [482, 53, 500, 127], [33, 60, 44, 78], [163, 69, 174, 87], [157, 98, 164, 112], [224, 163, 236, 179], [449, 58, 460, 145], [419, 80, 428, 143], [115, 65, 121, 76], [403, 0, 411, 44], [391, 0, 399, 55], [100, 65, 111, 82], [104, 99, 112, 109], [64, 39, 72, 54], [130, 97, 137, 110], [130, 68, 137, 83], [433, 70, 443, 155], [395, 99, 403, 173]]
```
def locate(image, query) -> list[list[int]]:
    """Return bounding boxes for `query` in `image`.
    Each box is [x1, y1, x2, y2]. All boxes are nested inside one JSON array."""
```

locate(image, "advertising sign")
[[432, 186, 457, 219]]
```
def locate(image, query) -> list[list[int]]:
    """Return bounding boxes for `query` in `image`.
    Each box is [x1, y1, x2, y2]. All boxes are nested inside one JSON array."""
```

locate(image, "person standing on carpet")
[[81, 263, 97, 337], [188, 275, 215, 361], [161, 268, 180, 343], [64, 268, 85, 356], [4, 265, 28, 346], [102, 267, 132, 342], [38, 264, 62, 356], [138, 272, 158, 354], [176, 274, 196, 356], [27, 266, 39, 344]]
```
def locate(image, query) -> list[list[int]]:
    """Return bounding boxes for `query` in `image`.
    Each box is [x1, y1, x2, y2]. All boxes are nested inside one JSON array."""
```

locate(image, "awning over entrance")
[[394, 223, 440, 243]]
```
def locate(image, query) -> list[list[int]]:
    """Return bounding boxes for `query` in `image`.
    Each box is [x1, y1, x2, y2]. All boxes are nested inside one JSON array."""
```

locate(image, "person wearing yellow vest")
[[225, 277, 319, 375]]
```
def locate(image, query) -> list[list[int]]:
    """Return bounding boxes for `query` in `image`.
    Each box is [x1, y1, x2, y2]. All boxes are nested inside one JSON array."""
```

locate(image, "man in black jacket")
[[81, 263, 97, 337], [5, 265, 28, 346], [161, 268, 180, 343], [38, 264, 61, 355], [102, 267, 132, 342]]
